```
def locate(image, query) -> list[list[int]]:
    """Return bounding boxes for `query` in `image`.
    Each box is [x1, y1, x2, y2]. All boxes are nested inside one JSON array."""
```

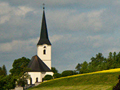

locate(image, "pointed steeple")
[[37, 5, 51, 45]]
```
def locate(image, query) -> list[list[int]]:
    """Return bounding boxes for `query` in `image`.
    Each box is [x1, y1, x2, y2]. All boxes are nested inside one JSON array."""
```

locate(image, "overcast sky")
[[0, 0, 120, 73]]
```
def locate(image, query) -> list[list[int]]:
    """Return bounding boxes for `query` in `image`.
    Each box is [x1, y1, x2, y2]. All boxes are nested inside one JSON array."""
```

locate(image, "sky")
[[0, 0, 120, 73]]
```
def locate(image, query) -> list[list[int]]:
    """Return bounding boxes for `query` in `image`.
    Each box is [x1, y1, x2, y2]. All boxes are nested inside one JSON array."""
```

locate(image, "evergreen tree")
[[80, 61, 88, 73], [75, 63, 81, 73], [2, 65, 7, 76]]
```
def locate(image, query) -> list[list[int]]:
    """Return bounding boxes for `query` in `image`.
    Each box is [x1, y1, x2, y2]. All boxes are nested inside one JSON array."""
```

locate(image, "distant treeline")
[[75, 52, 120, 74]]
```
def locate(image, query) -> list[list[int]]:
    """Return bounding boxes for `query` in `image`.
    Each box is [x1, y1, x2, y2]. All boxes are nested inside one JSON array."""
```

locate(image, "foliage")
[[113, 75, 120, 90], [0, 57, 31, 89], [76, 52, 120, 74], [80, 61, 89, 73], [16, 73, 30, 87], [10, 57, 30, 76], [53, 73, 61, 78], [0, 65, 7, 76], [0, 75, 16, 89], [75, 63, 81, 71], [43, 75, 53, 81], [61, 70, 74, 77], [51, 67, 58, 73], [2, 65, 7, 75]]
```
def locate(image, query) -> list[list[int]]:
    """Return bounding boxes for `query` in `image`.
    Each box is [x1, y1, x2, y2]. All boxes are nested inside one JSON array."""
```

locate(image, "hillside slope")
[[29, 68, 120, 90]]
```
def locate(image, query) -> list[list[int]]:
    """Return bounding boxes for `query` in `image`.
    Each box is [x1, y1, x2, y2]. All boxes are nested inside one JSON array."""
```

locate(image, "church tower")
[[37, 6, 52, 69], [27, 6, 53, 84]]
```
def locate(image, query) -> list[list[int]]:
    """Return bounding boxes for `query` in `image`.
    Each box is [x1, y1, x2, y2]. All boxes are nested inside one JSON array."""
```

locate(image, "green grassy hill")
[[28, 68, 120, 90]]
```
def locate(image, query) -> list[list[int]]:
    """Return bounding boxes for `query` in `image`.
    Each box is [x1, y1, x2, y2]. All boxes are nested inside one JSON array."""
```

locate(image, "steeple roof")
[[28, 55, 51, 72], [37, 7, 51, 45]]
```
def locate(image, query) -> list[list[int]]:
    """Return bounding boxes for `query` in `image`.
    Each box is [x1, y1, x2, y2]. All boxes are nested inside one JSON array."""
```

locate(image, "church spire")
[[37, 5, 51, 45]]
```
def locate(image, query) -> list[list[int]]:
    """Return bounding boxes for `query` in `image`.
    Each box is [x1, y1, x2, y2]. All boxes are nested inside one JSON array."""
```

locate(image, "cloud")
[[0, 2, 40, 43], [2, 0, 115, 9], [14, 6, 34, 16], [66, 9, 105, 32], [50, 35, 63, 43], [0, 38, 38, 53], [47, 8, 119, 35], [0, 2, 34, 24]]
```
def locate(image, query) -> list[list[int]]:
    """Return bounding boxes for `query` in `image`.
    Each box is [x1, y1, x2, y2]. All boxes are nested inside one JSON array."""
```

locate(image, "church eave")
[[37, 39, 51, 45]]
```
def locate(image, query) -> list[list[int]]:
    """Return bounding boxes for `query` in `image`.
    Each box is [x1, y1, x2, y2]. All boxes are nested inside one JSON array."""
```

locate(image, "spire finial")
[[43, 3, 45, 10]]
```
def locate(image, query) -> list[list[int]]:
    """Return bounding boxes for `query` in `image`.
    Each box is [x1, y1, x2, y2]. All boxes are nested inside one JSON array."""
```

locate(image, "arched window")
[[30, 78, 32, 85], [43, 49, 46, 55], [44, 46, 46, 48], [36, 77, 38, 82]]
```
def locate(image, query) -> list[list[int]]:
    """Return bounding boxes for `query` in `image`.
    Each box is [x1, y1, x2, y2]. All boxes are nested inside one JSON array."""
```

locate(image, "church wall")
[[37, 44, 51, 60], [28, 72, 42, 84], [45, 72, 54, 76], [37, 44, 51, 69], [41, 72, 46, 78], [41, 72, 54, 78]]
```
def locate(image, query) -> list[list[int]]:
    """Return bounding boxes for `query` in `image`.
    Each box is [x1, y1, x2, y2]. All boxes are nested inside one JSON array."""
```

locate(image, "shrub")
[[61, 70, 74, 77], [43, 75, 53, 81], [113, 75, 120, 90], [53, 73, 61, 78], [51, 67, 58, 73]]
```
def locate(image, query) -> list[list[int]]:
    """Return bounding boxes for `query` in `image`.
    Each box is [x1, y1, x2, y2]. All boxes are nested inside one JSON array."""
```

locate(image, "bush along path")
[[113, 75, 120, 90]]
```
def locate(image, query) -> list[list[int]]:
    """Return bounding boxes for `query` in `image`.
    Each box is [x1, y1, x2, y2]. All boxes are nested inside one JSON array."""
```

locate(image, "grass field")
[[28, 68, 120, 90]]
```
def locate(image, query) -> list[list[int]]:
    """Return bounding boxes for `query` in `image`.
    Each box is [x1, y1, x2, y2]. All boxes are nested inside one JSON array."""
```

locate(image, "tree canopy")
[[75, 52, 120, 74], [0, 65, 7, 76], [51, 67, 58, 73], [10, 57, 30, 76]]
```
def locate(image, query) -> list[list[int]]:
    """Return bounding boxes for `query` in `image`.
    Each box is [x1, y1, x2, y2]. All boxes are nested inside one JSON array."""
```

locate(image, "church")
[[27, 6, 53, 84]]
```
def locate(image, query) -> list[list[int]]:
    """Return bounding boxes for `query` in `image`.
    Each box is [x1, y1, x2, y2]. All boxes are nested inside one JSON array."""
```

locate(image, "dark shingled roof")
[[37, 8, 51, 45], [28, 55, 51, 72]]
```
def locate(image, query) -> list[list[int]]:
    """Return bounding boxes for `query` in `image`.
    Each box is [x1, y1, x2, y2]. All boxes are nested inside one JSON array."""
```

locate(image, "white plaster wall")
[[28, 72, 42, 84], [28, 72, 53, 84], [45, 72, 54, 76], [37, 44, 51, 69], [41, 72, 54, 78], [37, 44, 51, 60], [41, 72, 46, 78]]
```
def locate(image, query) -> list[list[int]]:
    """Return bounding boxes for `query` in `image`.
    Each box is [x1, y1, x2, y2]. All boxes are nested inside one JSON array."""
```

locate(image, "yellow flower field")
[[43, 68, 120, 83]]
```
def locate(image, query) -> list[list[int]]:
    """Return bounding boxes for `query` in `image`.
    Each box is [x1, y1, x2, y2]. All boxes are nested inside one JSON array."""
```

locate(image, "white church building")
[[27, 7, 53, 84]]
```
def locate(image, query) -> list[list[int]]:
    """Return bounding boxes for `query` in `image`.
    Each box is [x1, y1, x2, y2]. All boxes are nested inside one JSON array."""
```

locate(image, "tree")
[[43, 75, 53, 81], [113, 52, 116, 61], [10, 57, 30, 76], [51, 67, 58, 73], [16, 73, 30, 87], [61, 70, 74, 77], [2, 65, 7, 76], [75, 63, 81, 72], [0, 75, 16, 89], [80, 61, 88, 73], [0, 65, 7, 76], [53, 73, 61, 78]]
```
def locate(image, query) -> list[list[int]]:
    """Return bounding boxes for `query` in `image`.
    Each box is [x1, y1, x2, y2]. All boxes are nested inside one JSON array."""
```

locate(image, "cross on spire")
[[43, 3, 45, 10]]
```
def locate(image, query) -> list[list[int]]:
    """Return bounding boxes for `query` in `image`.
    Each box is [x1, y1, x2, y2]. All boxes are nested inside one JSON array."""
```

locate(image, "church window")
[[44, 46, 46, 48], [30, 78, 32, 85], [36, 77, 38, 82], [43, 49, 46, 55]]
